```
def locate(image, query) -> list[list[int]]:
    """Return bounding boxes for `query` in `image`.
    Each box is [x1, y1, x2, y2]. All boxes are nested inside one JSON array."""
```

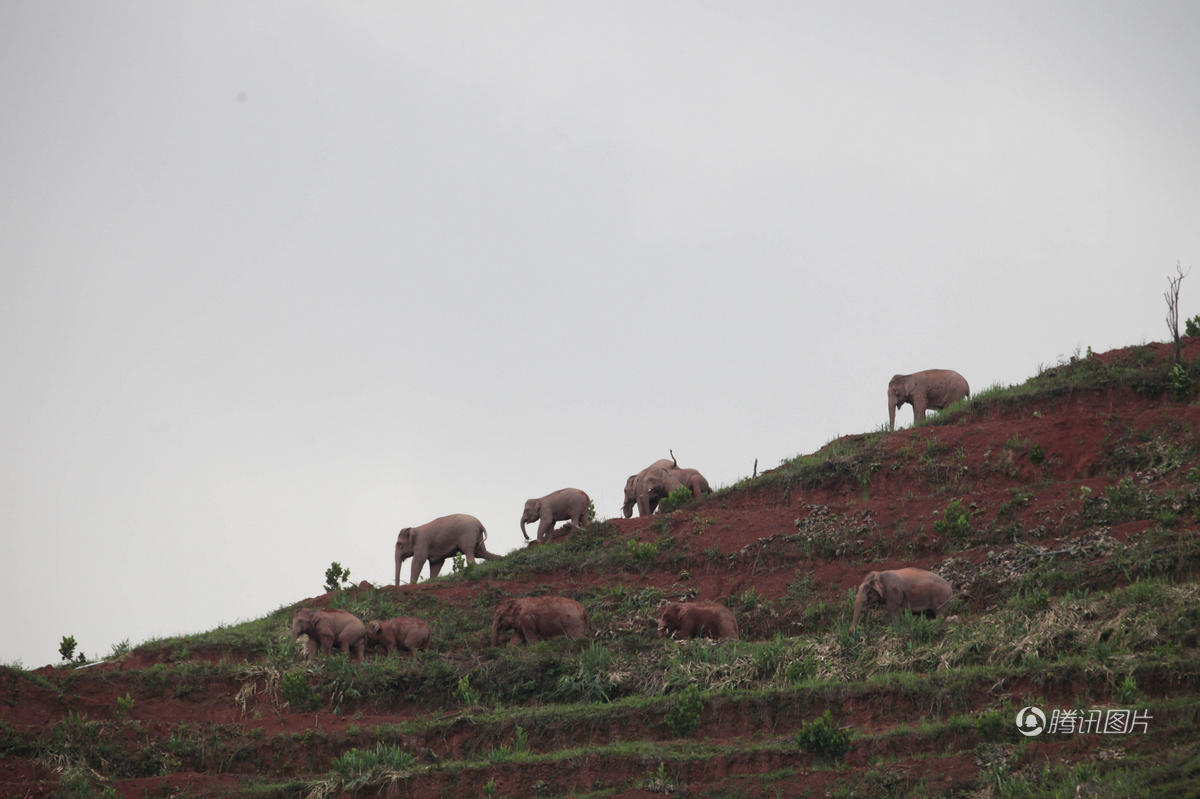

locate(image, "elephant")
[[521, 488, 591, 542], [850, 568, 953, 629], [394, 513, 501, 586], [623, 457, 678, 517], [888, 369, 970, 430], [641, 466, 712, 512], [491, 596, 590, 645], [657, 601, 739, 640], [290, 608, 367, 661], [366, 617, 431, 655]]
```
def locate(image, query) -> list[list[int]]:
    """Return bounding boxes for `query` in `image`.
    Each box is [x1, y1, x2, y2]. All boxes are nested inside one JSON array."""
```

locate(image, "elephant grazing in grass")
[[521, 488, 590, 542], [291, 608, 367, 661], [850, 568, 953, 629], [394, 513, 501, 586], [888, 369, 970, 430], [366, 617, 431, 655], [657, 601, 739, 640], [491, 596, 590, 645]]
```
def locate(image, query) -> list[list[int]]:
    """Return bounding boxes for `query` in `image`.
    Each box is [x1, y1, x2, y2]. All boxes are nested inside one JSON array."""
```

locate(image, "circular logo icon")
[[1016, 706, 1045, 736]]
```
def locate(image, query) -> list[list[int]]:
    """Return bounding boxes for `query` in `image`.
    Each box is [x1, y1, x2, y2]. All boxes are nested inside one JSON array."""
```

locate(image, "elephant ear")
[[866, 572, 885, 599]]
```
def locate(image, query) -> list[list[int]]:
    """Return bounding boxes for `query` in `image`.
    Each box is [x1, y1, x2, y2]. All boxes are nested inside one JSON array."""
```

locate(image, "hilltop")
[[4, 340, 1200, 797]]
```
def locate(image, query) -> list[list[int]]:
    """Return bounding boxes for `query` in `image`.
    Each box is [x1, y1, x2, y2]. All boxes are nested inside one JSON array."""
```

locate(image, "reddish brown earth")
[[6, 340, 1200, 798]]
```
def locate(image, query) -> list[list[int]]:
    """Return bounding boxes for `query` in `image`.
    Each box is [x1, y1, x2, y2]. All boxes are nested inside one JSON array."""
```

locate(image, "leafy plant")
[[280, 669, 318, 711], [324, 562, 352, 593], [455, 674, 480, 708], [795, 709, 851, 760], [625, 539, 659, 571], [114, 693, 134, 718], [1028, 443, 1046, 466], [657, 484, 696, 513], [1186, 313, 1200, 338], [932, 499, 973, 541], [665, 683, 703, 737], [59, 635, 77, 663], [331, 742, 415, 789]]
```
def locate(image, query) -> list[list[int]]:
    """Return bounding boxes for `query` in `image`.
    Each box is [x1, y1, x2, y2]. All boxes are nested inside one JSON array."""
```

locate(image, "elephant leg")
[[912, 396, 928, 421], [428, 558, 446, 579], [538, 516, 554, 541], [410, 556, 428, 586], [319, 633, 335, 655]]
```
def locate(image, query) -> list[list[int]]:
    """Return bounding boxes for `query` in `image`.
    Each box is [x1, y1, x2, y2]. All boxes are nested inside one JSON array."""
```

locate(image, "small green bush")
[[625, 539, 659, 571], [1185, 313, 1200, 337], [280, 670, 318, 711], [666, 683, 703, 737], [657, 485, 696, 514], [795, 709, 851, 759], [933, 499, 972, 541], [324, 562, 352, 592], [58, 635, 77, 663]]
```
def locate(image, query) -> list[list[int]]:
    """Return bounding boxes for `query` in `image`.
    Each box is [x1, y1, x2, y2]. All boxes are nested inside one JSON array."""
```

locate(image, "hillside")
[[5, 341, 1200, 798]]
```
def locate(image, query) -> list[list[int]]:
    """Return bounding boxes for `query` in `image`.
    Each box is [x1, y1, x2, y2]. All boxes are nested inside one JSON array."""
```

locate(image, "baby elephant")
[[521, 488, 591, 542], [657, 601, 740, 640], [492, 596, 590, 645], [366, 617, 431, 655], [851, 567, 953, 629], [291, 608, 367, 661]]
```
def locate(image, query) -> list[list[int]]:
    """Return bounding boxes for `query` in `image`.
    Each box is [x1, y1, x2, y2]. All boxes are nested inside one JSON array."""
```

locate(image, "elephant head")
[[622, 475, 639, 518], [656, 603, 683, 637], [851, 571, 887, 629], [520, 499, 542, 540], [887, 375, 912, 431], [394, 528, 415, 585], [491, 599, 520, 646]]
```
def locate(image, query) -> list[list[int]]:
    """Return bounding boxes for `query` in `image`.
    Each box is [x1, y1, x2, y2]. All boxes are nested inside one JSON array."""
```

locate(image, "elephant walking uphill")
[[888, 369, 970, 430], [521, 487, 590, 542], [394, 513, 500, 586], [850, 568, 953, 629], [492, 596, 590, 645], [291, 608, 366, 661]]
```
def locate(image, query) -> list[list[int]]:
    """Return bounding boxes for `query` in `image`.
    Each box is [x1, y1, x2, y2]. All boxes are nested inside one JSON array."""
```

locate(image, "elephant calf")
[[492, 596, 590, 646], [366, 616, 431, 655], [521, 487, 590, 542], [291, 608, 367, 661], [657, 601, 739, 640], [851, 568, 953, 629]]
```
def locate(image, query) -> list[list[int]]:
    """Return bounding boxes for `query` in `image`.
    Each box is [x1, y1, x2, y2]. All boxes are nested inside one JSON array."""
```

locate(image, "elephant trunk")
[[520, 518, 530, 540], [851, 588, 868, 629]]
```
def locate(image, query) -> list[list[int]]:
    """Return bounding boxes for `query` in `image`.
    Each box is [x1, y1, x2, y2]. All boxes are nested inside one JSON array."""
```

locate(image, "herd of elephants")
[[290, 369, 969, 660]]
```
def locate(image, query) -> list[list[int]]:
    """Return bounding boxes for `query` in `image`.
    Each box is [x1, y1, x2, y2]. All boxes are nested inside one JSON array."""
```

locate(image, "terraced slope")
[[5, 340, 1200, 798]]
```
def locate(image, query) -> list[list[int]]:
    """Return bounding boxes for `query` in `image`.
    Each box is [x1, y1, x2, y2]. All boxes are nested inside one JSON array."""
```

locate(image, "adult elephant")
[[366, 617, 431, 655], [394, 513, 501, 586], [622, 457, 678, 517], [850, 568, 953, 629], [521, 488, 590, 542], [658, 601, 739, 640], [491, 596, 590, 645], [291, 608, 367, 661], [888, 369, 970, 430]]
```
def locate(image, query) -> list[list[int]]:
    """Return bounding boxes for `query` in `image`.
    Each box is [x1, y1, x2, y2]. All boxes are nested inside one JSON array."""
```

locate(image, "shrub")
[[625, 539, 659, 571], [1028, 443, 1046, 466], [795, 709, 851, 759], [665, 683, 703, 737], [59, 635, 77, 663], [280, 670, 318, 711], [933, 499, 973, 541], [331, 742, 415, 788], [657, 485, 695, 514], [115, 693, 134, 718], [324, 562, 352, 593]]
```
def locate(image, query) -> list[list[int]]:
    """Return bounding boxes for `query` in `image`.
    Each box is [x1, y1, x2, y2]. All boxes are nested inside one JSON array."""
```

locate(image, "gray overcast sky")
[[2, 2, 1198, 667]]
